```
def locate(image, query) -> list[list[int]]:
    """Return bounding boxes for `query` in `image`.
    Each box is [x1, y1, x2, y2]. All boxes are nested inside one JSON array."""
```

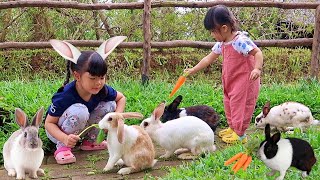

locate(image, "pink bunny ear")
[[117, 118, 125, 144], [15, 108, 28, 128], [49, 39, 81, 64], [96, 36, 127, 60]]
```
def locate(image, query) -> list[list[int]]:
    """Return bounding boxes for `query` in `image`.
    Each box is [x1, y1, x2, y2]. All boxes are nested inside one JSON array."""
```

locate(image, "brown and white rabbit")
[[258, 124, 317, 180], [162, 95, 220, 132], [3, 107, 45, 179], [255, 101, 319, 132], [141, 102, 216, 159], [98, 112, 157, 175]]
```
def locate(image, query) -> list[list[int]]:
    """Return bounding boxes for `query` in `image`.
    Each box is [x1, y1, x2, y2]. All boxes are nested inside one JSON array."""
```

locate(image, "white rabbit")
[[98, 112, 157, 175], [140, 102, 216, 159], [258, 124, 317, 180], [255, 101, 319, 131], [3, 107, 45, 179]]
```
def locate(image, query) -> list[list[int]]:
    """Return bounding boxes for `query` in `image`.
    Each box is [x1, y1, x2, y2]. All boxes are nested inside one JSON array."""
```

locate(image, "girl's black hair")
[[63, 51, 107, 86], [204, 5, 239, 32]]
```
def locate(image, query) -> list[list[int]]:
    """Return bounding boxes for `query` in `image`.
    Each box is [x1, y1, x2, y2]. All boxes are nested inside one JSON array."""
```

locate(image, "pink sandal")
[[54, 147, 76, 165], [80, 140, 108, 151]]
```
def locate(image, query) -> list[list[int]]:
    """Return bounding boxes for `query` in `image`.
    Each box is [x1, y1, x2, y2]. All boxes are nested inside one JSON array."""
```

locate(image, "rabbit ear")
[[117, 118, 125, 144], [168, 95, 182, 111], [263, 101, 271, 117], [96, 36, 127, 60], [31, 107, 44, 128], [152, 102, 165, 121], [15, 108, 28, 128], [121, 112, 144, 119], [271, 132, 281, 144], [49, 39, 81, 64], [265, 124, 271, 140]]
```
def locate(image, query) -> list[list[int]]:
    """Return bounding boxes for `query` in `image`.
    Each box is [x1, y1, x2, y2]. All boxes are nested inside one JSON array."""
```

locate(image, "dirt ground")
[[0, 128, 239, 180], [0, 145, 194, 180]]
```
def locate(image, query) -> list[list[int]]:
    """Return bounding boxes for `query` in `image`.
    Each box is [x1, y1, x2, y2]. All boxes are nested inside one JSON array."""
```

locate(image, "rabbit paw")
[[37, 168, 45, 176], [103, 165, 113, 172], [7, 169, 16, 177], [115, 159, 124, 167], [117, 167, 132, 175], [177, 152, 198, 160], [29, 173, 38, 179], [267, 170, 276, 176], [16, 174, 26, 180], [160, 151, 174, 159], [174, 148, 190, 155], [301, 171, 308, 178]]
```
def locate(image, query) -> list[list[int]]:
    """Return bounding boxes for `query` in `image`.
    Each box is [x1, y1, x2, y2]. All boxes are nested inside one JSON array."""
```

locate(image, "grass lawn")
[[0, 78, 319, 180]]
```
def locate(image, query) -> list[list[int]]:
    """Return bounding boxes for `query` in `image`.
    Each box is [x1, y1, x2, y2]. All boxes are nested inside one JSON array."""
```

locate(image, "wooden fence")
[[0, 0, 319, 83]]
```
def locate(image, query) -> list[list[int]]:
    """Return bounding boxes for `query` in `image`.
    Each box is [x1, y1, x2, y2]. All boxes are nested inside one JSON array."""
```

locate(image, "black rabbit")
[[161, 95, 220, 132]]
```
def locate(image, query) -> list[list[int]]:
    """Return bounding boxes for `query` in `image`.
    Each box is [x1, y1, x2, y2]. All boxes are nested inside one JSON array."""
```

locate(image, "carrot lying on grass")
[[225, 152, 252, 174], [242, 155, 252, 171], [233, 153, 248, 173], [224, 139, 259, 173], [169, 72, 189, 98], [224, 152, 244, 166]]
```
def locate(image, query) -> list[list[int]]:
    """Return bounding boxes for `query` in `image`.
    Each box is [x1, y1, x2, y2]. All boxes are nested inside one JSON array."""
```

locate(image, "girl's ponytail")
[[63, 61, 71, 87]]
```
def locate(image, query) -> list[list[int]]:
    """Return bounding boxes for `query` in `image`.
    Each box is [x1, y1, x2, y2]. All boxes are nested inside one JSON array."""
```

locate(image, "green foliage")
[[0, 47, 314, 84], [1, 6, 314, 43]]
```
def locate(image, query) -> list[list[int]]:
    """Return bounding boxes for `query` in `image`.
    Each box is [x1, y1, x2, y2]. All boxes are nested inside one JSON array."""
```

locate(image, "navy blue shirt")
[[47, 80, 117, 117]]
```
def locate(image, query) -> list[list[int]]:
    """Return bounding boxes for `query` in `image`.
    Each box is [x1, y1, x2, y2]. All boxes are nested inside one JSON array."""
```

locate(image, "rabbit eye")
[[24, 132, 27, 137], [266, 146, 272, 152], [256, 117, 261, 122], [108, 117, 112, 121], [144, 122, 149, 127]]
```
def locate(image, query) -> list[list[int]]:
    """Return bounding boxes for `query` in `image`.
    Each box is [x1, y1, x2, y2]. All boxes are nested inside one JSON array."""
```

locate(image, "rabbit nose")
[[30, 141, 38, 148]]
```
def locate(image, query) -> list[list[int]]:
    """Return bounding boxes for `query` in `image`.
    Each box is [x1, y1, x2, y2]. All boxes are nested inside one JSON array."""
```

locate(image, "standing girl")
[[45, 36, 127, 164], [185, 5, 263, 144]]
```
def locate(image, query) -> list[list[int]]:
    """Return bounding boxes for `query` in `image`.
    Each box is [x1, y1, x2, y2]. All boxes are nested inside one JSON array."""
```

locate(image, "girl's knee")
[[100, 101, 116, 112], [58, 103, 89, 133], [65, 103, 90, 120]]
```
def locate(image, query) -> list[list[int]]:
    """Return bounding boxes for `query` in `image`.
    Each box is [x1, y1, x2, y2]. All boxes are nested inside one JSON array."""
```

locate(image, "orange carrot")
[[232, 161, 238, 171], [169, 75, 187, 98], [242, 155, 252, 171], [224, 152, 244, 166], [233, 153, 248, 173]]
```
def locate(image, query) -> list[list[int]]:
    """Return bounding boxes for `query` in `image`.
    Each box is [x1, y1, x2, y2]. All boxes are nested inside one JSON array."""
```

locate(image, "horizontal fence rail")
[[0, 38, 314, 49], [1, 1, 320, 10]]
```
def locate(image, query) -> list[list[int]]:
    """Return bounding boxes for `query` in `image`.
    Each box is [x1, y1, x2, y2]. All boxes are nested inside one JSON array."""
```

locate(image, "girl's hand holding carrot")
[[169, 72, 189, 98]]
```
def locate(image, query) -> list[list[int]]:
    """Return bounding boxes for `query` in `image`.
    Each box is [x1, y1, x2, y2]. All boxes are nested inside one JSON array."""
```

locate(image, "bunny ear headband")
[[49, 36, 127, 64]]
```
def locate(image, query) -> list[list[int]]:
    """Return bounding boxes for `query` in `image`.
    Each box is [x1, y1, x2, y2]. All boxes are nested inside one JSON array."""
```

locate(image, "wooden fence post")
[[311, 5, 320, 79], [142, 0, 151, 85]]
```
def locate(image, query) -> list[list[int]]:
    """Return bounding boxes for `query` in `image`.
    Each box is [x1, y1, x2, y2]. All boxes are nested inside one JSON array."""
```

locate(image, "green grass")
[[0, 78, 319, 180]]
